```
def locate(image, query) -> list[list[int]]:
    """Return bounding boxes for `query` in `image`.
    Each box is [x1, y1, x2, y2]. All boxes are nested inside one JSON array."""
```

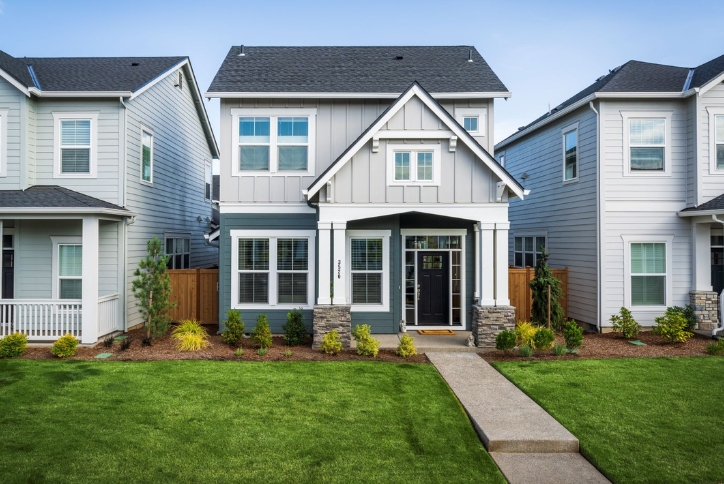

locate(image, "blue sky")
[[2, 0, 723, 146]]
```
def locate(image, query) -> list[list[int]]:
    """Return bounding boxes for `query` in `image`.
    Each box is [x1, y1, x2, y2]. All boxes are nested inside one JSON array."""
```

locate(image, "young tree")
[[131, 237, 176, 339], [529, 249, 565, 330]]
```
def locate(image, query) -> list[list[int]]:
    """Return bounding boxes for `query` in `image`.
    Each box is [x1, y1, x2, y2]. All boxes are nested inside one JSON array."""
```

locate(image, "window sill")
[[54, 173, 96, 179], [562, 177, 579, 185], [140, 179, 153, 186], [232, 170, 315, 177], [351, 304, 390, 313], [623, 171, 671, 177]]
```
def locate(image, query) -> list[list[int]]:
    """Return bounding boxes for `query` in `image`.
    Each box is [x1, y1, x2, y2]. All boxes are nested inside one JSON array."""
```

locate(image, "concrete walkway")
[[427, 352, 610, 484]]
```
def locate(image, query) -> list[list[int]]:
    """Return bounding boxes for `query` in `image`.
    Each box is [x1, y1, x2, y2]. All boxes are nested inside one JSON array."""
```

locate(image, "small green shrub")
[[705, 339, 724, 355], [171, 320, 211, 351], [396, 334, 418, 358], [352, 324, 380, 357], [257, 347, 267, 356], [667, 305, 696, 332], [321, 330, 342, 355], [284, 348, 292, 357], [250, 314, 272, 348], [141, 336, 152, 347], [221, 309, 245, 346], [563, 320, 584, 350], [519, 345, 533, 357], [51, 333, 79, 358], [119, 338, 132, 351], [495, 329, 516, 353], [282, 308, 307, 346], [533, 327, 556, 351], [235, 347, 244, 357], [102, 335, 115, 348], [653, 310, 693, 343], [515, 321, 536, 347], [610, 307, 642, 339], [553, 343, 567, 356], [0, 332, 28, 358]]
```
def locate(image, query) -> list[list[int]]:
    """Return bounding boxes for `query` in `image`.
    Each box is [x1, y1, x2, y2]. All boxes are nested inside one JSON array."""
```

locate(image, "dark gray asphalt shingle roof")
[[681, 193, 724, 212], [691, 53, 724, 89], [0, 50, 35, 87], [207, 46, 508, 94], [0, 186, 128, 211]]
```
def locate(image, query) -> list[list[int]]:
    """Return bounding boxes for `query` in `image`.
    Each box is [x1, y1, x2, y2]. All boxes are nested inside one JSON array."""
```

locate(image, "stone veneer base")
[[312, 305, 352, 349], [690, 291, 719, 331], [472, 305, 516, 348]]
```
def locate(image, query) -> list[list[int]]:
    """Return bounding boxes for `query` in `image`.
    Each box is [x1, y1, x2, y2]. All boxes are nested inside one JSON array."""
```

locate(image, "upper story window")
[[463, 116, 479, 132], [231, 108, 317, 176], [205, 162, 213, 201], [513, 235, 546, 268], [716, 115, 724, 170], [562, 125, 578, 182], [454, 107, 486, 136], [141, 127, 154, 183], [386, 144, 441, 186], [630, 119, 665, 171], [0, 108, 7, 177], [499, 154, 505, 167], [177, 71, 183, 91], [52, 112, 98, 178]]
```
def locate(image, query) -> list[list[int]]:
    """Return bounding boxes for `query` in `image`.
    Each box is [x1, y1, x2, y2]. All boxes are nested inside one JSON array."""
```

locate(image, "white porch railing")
[[0, 300, 82, 341], [98, 294, 120, 337]]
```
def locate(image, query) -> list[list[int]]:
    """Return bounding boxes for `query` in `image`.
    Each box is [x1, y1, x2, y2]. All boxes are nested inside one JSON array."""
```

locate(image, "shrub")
[[119, 339, 132, 351], [706, 339, 724, 356], [171, 320, 211, 351], [321, 330, 342, 355], [495, 329, 516, 353], [235, 347, 244, 357], [250, 315, 272, 348], [0, 332, 28, 358], [102, 335, 115, 348], [529, 249, 565, 330], [515, 321, 536, 347], [667, 305, 696, 332], [220, 310, 245, 346], [533, 327, 556, 351], [396, 334, 418, 358], [282, 308, 307, 346], [563, 320, 583, 350], [519, 345, 533, 357], [352, 324, 380, 357], [141, 336, 152, 347], [257, 347, 267, 356], [284, 348, 292, 357], [553, 343, 567, 356], [610, 307, 642, 339], [653, 310, 693, 343], [51, 333, 79, 358]]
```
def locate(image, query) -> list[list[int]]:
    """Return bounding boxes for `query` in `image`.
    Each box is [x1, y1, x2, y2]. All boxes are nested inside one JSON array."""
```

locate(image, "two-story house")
[[496, 54, 724, 335], [0, 51, 219, 343], [206, 46, 525, 347]]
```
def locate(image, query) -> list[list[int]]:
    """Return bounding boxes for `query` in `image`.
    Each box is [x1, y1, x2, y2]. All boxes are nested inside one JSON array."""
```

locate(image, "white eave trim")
[[678, 209, 724, 217], [129, 59, 188, 100], [699, 71, 724, 96], [204, 91, 512, 100], [0, 207, 136, 217], [0, 68, 30, 96], [28, 88, 133, 97]]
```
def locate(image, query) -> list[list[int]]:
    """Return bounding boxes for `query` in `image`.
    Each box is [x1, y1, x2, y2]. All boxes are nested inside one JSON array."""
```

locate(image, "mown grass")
[[493, 357, 724, 484], [0, 360, 504, 483]]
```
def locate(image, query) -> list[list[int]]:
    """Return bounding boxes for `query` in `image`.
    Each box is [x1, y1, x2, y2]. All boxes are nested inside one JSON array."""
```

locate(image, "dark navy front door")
[[417, 252, 448, 325]]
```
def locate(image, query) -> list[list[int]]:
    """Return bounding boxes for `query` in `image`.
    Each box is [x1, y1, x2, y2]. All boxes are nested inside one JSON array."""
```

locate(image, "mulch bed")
[[481, 331, 716, 362], [20, 326, 429, 364]]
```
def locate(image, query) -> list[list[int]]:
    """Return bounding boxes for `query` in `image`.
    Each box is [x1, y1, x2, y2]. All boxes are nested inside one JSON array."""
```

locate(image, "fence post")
[[196, 268, 201, 322]]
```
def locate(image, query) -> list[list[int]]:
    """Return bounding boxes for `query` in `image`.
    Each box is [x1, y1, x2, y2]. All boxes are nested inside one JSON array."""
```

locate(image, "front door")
[[417, 252, 448, 325], [2, 250, 13, 299], [712, 247, 724, 295]]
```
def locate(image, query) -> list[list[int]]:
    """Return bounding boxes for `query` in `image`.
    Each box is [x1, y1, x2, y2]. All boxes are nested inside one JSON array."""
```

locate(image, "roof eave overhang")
[[204, 91, 512, 100], [0, 67, 30, 96], [678, 209, 724, 218], [29, 88, 133, 97], [0, 207, 137, 217]]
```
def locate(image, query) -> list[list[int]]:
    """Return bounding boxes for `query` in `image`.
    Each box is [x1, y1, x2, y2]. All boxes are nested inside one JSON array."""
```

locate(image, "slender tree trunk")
[[547, 285, 551, 329], [146, 290, 153, 339]]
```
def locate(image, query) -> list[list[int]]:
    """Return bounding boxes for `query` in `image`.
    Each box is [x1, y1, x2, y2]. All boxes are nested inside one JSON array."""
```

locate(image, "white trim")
[[706, 107, 724, 175], [52, 112, 99, 179], [386, 143, 442, 186], [140, 124, 154, 184], [699, 71, 724, 96], [32, 90, 133, 97], [204, 160, 213, 201], [230, 108, 317, 177], [561, 121, 579, 183], [129, 59, 188, 100], [621, 235, 674, 312], [0, 207, 134, 217], [206, 91, 512, 99], [376, 130, 455, 139], [220, 203, 316, 214], [0, 67, 30, 96], [229, 229, 316, 310], [50, 236, 82, 299], [0, 109, 7, 177], [512, 234, 547, 268], [346, 230, 391, 313], [620, 111, 673, 177], [318, 203, 508, 225], [454, 107, 487, 136]]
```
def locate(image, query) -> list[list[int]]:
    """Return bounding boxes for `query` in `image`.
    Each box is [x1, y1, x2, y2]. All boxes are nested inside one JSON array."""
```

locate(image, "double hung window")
[[350, 238, 383, 305], [61, 120, 91, 174], [58, 245, 82, 299], [716, 115, 724, 170], [630, 243, 666, 306], [141, 128, 153, 183], [563, 128, 578, 181], [629, 118, 666, 171]]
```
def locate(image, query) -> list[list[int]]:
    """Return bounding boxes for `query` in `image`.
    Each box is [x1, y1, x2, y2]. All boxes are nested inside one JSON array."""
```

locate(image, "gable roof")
[[206, 46, 509, 97], [306, 81, 524, 200], [690, 53, 724, 89], [0, 186, 132, 216]]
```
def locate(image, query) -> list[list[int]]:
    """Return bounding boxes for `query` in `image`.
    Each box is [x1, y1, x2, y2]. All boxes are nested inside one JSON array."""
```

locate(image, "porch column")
[[332, 221, 347, 304], [474, 224, 480, 300], [494, 222, 510, 306], [317, 222, 332, 305], [81, 216, 99, 344], [480, 223, 495, 306], [692, 223, 712, 291]]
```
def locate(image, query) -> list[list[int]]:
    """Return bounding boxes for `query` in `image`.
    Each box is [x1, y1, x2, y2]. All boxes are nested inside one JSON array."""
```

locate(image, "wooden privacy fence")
[[508, 267, 568, 323], [167, 269, 219, 324]]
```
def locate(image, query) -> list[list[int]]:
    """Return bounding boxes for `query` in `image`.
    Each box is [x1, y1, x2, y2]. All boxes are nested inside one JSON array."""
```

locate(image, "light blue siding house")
[[206, 46, 525, 347], [0, 51, 219, 343], [497, 54, 724, 335]]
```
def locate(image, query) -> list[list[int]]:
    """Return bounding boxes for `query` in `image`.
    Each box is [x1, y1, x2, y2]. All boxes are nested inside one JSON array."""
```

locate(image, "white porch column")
[[81, 216, 99, 344], [0, 221, 3, 297], [317, 222, 332, 304], [693, 223, 712, 291], [474, 223, 480, 300], [494, 222, 510, 306], [480, 223, 495, 306], [332, 221, 347, 305]]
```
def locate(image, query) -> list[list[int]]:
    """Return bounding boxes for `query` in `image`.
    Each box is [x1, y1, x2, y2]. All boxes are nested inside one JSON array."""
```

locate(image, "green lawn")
[[493, 357, 724, 484], [0, 360, 504, 484]]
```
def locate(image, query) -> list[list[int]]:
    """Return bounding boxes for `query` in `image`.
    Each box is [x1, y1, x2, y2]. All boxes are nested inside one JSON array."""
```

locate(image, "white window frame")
[[498, 152, 505, 167], [0, 108, 7, 177], [230, 108, 317, 177], [52, 112, 98, 179], [204, 160, 213, 201], [561, 122, 579, 183], [164, 235, 191, 269], [386, 143, 442, 186], [620, 111, 672, 177], [513, 233, 547, 268], [454, 107, 487, 136], [346, 230, 390, 313], [140, 125, 154, 184], [50, 236, 83, 300], [230, 230, 316, 310], [707, 107, 724, 175], [622, 235, 674, 311]]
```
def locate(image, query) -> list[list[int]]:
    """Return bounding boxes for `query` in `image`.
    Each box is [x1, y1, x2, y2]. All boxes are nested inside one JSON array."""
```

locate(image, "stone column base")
[[472, 305, 516, 348], [690, 291, 719, 331], [312, 305, 352, 349]]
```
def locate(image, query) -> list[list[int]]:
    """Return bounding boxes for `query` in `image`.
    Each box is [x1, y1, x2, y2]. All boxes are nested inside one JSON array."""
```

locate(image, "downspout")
[[119, 97, 129, 331], [712, 215, 724, 337], [589, 100, 602, 333]]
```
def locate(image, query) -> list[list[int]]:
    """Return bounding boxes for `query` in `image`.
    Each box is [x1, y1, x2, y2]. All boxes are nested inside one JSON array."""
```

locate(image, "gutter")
[[589, 100, 602, 333], [204, 91, 513, 100], [28, 88, 133, 97]]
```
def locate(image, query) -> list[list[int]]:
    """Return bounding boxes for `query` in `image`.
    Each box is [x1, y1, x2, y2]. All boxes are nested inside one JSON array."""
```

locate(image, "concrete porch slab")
[[491, 453, 610, 484], [373, 331, 491, 353]]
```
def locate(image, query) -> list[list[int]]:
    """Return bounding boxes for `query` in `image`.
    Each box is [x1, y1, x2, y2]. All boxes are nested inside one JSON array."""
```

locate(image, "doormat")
[[628, 340, 647, 346], [94, 353, 113, 359], [418, 330, 456, 335]]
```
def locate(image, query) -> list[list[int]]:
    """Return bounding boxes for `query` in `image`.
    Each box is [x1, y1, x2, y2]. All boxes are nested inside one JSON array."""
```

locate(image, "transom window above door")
[[386, 144, 441, 186]]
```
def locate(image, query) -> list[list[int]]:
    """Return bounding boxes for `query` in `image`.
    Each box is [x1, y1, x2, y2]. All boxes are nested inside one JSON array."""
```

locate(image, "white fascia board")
[[698, 71, 724, 96], [593, 91, 687, 99], [0, 68, 30, 96], [678, 209, 724, 217], [204, 91, 512, 99], [220, 203, 317, 214], [129, 59, 188, 100], [0, 207, 136, 217], [29, 88, 133, 97]]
